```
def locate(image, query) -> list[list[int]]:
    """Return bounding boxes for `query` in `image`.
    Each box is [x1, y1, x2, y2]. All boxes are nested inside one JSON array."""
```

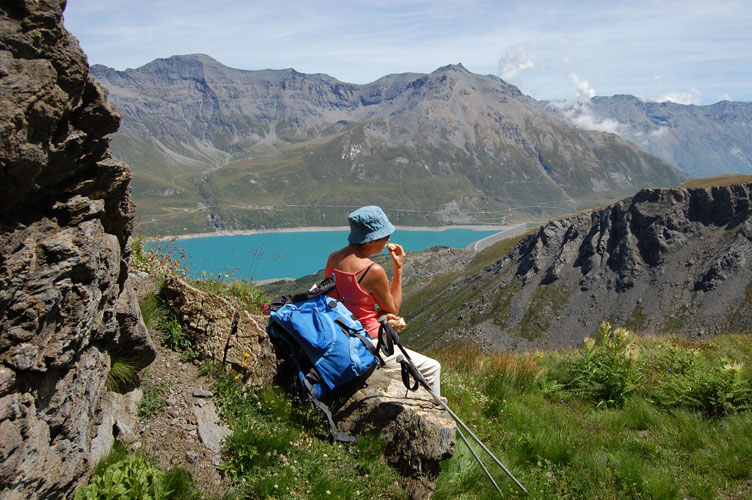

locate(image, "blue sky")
[[63, 0, 752, 105]]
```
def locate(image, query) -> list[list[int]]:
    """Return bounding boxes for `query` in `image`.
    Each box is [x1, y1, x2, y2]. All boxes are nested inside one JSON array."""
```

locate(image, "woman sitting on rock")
[[325, 205, 441, 396]]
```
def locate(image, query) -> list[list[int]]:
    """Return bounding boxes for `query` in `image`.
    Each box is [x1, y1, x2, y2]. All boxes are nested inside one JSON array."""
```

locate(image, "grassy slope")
[[92, 239, 752, 499], [679, 174, 752, 189], [429, 332, 752, 499]]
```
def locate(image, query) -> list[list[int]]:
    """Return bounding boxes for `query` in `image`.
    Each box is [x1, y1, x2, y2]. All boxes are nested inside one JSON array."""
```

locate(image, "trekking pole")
[[378, 317, 529, 496]]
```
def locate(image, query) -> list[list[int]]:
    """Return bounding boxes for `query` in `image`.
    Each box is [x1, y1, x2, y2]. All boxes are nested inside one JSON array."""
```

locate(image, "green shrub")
[[556, 322, 642, 408], [654, 357, 752, 416], [75, 447, 199, 500]]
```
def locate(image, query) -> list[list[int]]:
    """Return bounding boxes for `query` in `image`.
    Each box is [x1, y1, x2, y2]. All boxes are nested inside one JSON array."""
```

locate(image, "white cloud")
[[497, 45, 535, 84], [568, 73, 595, 100], [571, 114, 622, 134], [653, 88, 701, 105], [551, 102, 625, 135], [649, 127, 669, 138]]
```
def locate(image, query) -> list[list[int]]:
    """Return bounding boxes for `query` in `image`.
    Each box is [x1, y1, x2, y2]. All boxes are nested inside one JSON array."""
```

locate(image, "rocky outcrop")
[[163, 276, 278, 385], [405, 183, 752, 352], [163, 276, 456, 498], [0, 2, 153, 498], [334, 370, 456, 499]]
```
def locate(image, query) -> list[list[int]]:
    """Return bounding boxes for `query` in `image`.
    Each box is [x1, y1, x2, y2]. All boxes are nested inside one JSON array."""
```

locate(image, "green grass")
[[428, 330, 752, 499], [138, 381, 168, 419], [127, 240, 752, 498], [106, 358, 141, 393], [138, 288, 200, 361], [205, 365, 408, 499]]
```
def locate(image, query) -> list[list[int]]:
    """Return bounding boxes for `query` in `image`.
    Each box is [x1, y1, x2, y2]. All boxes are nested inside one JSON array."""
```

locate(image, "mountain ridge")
[[400, 180, 752, 351], [92, 54, 685, 235]]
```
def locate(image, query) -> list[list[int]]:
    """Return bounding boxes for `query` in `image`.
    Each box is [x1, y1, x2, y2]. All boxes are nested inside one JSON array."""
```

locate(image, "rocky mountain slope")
[[91, 55, 685, 235], [401, 180, 752, 352], [541, 96, 752, 179], [1, 2, 153, 498]]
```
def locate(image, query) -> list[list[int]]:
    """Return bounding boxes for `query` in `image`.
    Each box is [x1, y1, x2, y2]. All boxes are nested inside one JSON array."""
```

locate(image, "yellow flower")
[[724, 361, 743, 373], [614, 327, 630, 343], [242, 362, 247, 367], [583, 337, 595, 350], [234, 375, 240, 380], [624, 343, 640, 360], [244, 353, 250, 358]]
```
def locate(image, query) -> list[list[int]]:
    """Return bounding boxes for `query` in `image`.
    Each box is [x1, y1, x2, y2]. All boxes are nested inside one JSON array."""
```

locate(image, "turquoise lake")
[[159, 228, 498, 282]]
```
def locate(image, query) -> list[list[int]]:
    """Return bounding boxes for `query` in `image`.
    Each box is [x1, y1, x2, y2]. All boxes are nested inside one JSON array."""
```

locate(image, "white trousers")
[[370, 339, 441, 397]]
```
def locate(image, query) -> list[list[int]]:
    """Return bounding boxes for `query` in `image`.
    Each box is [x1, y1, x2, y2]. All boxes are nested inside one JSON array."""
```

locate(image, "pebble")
[[186, 451, 199, 463], [193, 389, 214, 398]]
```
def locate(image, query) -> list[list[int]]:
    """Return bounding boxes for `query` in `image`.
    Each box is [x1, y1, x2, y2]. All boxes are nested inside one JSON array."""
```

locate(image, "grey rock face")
[[405, 183, 752, 351], [0, 1, 153, 498]]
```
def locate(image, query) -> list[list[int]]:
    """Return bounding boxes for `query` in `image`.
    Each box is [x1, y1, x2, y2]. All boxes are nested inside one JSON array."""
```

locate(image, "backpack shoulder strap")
[[269, 277, 336, 312]]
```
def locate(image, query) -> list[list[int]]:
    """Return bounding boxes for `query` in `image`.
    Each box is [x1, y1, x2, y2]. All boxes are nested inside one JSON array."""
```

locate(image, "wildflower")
[[583, 337, 595, 351], [614, 327, 630, 343], [724, 361, 743, 373], [234, 375, 240, 381], [274, 484, 278, 489], [242, 362, 247, 368], [624, 343, 640, 360], [244, 352, 250, 358], [326, 491, 331, 495]]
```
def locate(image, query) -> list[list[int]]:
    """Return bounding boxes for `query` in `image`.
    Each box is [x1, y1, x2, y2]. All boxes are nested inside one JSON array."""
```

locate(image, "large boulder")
[[334, 370, 456, 499], [163, 276, 278, 386], [0, 1, 153, 498]]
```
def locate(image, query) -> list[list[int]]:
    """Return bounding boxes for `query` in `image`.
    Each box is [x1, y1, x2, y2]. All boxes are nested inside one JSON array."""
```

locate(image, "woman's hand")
[[385, 242, 405, 270], [386, 313, 407, 332]]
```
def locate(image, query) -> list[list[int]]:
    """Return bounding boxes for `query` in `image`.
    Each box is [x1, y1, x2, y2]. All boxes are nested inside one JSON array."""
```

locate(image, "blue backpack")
[[266, 277, 380, 441]]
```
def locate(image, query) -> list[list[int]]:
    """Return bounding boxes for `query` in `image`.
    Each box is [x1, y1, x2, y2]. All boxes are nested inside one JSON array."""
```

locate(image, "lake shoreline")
[[152, 224, 513, 242]]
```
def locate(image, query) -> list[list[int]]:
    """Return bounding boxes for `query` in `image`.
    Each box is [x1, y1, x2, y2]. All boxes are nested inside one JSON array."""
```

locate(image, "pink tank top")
[[325, 263, 380, 338]]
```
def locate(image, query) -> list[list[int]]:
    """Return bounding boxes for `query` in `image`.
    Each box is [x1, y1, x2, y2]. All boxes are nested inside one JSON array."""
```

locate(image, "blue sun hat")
[[347, 206, 395, 244]]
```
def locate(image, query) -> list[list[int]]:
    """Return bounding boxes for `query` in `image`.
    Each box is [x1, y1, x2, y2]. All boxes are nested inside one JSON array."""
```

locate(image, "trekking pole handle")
[[377, 315, 401, 345]]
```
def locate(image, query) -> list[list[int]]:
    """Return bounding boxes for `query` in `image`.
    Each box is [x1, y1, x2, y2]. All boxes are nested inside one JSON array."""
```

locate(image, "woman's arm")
[[361, 244, 404, 314]]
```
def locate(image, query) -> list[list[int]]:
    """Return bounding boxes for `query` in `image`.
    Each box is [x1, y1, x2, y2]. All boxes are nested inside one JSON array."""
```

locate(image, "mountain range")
[[91, 55, 687, 235], [541, 96, 752, 179]]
